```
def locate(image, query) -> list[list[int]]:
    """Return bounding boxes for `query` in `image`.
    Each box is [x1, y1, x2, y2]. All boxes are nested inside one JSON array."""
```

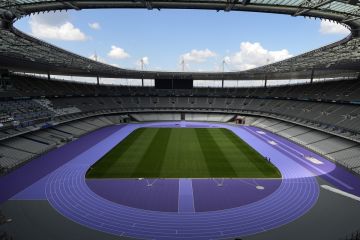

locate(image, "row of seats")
[[1, 95, 359, 142], [2, 74, 360, 103], [50, 96, 360, 133], [130, 113, 234, 122], [131, 113, 181, 122]]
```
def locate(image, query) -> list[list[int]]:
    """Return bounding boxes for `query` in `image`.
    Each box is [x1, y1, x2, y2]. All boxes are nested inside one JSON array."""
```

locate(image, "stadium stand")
[[130, 113, 181, 121], [0, 112, 128, 174], [1, 74, 360, 175], [185, 113, 235, 122]]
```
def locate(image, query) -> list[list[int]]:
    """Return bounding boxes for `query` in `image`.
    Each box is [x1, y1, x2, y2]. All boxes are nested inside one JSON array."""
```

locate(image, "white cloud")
[[225, 42, 292, 71], [181, 49, 216, 63], [29, 13, 87, 41], [319, 20, 350, 35], [89, 22, 101, 30], [107, 45, 130, 59]]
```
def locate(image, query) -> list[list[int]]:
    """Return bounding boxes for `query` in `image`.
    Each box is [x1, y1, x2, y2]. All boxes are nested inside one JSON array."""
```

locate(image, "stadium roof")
[[1, 0, 360, 80], [2, 0, 360, 25]]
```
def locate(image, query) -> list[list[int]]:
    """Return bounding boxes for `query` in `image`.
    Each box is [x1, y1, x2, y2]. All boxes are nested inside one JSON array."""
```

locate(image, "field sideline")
[[86, 127, 281, 178]]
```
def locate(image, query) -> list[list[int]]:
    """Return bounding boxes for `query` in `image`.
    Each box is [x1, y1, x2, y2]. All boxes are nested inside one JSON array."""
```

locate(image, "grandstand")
[[1, 1, 360, 240]]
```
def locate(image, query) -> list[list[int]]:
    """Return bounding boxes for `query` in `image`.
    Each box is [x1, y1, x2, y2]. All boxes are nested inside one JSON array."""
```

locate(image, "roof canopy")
[[0, 0, 360, 80]]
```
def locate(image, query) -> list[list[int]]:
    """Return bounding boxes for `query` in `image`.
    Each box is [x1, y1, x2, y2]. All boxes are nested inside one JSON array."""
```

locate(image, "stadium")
[[1, 0, 360, 239]]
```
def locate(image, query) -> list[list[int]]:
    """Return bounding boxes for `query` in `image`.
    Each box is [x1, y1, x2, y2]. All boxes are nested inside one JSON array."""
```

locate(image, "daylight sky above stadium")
[[15, 9, 350, 73]]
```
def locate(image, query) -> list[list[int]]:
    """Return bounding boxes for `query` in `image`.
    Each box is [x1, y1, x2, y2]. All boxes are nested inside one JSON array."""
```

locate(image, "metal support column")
[[264, 75, 267, 88], [310, 69, 314, 84]]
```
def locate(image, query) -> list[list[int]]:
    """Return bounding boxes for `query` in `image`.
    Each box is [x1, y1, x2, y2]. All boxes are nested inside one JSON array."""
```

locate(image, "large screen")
[[155, 78, 193, 89]]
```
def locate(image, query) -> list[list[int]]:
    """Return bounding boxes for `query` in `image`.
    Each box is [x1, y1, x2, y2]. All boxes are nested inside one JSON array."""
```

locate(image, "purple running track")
[[10, 121, 360, 239], [0, 125, 124, 203], [86, 179, 179, 212], [43, 122, 320, 239]]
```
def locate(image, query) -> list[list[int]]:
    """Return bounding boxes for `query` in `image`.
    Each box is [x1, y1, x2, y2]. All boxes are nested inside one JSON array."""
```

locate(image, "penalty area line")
[[321, 185, 360, 202]]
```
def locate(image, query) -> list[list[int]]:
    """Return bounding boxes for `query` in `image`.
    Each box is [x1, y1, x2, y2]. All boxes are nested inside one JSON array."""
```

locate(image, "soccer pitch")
[[86, 128, 281, 178]]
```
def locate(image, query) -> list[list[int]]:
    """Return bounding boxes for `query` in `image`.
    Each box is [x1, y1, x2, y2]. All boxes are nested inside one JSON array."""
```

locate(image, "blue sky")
[[15, 9, 350, 72]]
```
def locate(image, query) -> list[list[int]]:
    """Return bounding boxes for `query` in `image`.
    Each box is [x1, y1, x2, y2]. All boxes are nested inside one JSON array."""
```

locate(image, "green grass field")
[[86, 128, 281, 178]]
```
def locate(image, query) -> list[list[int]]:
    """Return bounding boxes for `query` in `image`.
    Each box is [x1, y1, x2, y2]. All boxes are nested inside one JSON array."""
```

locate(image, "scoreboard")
[[155, 78, 193, 89]]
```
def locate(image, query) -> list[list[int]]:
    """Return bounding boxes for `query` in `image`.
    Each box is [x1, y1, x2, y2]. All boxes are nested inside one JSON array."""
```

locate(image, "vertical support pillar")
[[264, 75, 267, 88], [47, 72, 50, 81], [0, 72, 3, 89], [222, 79, 224, 88], [310, 69, 314, 84], [97, 76, 100, 85], [0, 19, 11, 30], [142, 78, 144, 87], [0, 69, 10, 89]]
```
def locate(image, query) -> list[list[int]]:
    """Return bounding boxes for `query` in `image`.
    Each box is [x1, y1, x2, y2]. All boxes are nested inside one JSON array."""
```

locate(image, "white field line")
[[321, 185, 360, 202]]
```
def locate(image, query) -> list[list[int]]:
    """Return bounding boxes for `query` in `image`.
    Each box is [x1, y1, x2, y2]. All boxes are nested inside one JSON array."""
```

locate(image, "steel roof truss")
[[294, 0, 337, 16]]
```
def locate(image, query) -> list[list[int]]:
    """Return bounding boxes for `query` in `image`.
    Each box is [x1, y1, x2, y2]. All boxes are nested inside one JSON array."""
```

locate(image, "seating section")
[[3, 74, 360, 102], [0, 115, 126, 174], [185, 113, 234, 122], [46, 96, 360, 139], [1, 74, 360, 176], [131, 113, 181, 122], [250, 116, 360, 174], [0, 99, 53, 128], [1, 75, 360, 140], [0, 145, 35, 169], [33, 98, 81, 116]]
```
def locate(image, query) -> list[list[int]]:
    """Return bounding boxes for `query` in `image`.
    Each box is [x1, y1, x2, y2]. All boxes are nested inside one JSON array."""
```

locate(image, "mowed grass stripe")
[[195, 128, 238, 177], [208, 128, 265, 178], [131, 128, 172, 178], [161, 128, 210, 178], [220, 128, 280, 177], [86, 128, 147, 178], [104, 128, 159, 177]]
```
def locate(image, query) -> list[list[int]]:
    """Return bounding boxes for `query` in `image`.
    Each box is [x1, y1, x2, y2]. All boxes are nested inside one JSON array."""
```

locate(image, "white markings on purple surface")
[[178, 179, 195, 213]]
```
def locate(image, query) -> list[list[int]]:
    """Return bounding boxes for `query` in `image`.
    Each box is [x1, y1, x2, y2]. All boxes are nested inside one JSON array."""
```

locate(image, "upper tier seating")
[[2, 74, 360, 102]]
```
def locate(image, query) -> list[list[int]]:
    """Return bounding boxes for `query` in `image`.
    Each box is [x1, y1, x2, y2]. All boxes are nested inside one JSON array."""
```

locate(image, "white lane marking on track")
[[268, 140, 277, 145], [305, 156, 323, 165], [321, 185, 360, 202]]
